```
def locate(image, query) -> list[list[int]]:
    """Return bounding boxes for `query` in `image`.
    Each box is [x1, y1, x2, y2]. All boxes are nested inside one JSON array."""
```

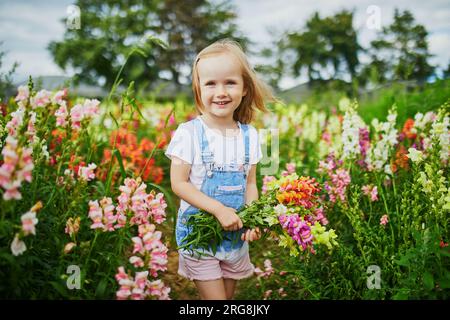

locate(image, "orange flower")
[[402, 118, 416, 140], [101, 127, 165, 184], [276, 177, 320, 209], [391, 145, 410, 173]]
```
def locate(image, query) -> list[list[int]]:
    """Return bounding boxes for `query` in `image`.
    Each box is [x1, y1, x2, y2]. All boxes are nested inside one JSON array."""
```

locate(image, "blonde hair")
[[192, 39, 277, 124]]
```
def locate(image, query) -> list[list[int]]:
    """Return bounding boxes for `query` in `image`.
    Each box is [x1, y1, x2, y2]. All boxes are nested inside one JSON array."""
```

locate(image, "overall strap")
[[194, 118, 214, 176], [239, 122, 250, 172]]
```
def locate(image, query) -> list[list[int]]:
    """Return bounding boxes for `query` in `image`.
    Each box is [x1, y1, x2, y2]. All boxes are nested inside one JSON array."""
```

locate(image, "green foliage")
[[361, 9, 434, 84], [278, 10, 361, 83], [0, 42, 18, 101], [48, 0, 247, 90]]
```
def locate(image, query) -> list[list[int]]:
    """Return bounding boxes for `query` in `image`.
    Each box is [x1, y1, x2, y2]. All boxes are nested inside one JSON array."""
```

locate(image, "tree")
[[48, 0, 246, 90], [274, 10, 361, 84], [443, 61, 450, 80], [0, 42, 18, 101], [365, 9, 434, 83]]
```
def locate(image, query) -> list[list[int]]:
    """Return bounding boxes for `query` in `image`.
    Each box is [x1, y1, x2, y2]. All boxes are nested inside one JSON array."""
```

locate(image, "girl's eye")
[[226, 81, 236, 85], [205, 82, 215, 86]]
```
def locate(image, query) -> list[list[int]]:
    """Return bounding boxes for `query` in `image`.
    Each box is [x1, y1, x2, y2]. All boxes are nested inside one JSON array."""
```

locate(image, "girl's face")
[[197, 52, 247, 121]]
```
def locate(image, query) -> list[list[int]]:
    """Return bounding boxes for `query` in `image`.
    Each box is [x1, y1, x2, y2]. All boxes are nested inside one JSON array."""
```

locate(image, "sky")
[[0, 0, 449, 90]]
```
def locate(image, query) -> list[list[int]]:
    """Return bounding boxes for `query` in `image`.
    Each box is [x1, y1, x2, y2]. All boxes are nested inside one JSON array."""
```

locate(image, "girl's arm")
[[242, 164, 261, 241], [170, 156, 243, 231], [245, 164, 258, 205]]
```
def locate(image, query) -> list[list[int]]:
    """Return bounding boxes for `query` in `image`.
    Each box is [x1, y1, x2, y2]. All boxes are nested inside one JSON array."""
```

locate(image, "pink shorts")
[[178, 242, 255, 281]]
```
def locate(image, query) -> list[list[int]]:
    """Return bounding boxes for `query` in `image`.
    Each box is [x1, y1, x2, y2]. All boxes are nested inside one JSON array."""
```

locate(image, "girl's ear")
[[243, 86, 248, 97]]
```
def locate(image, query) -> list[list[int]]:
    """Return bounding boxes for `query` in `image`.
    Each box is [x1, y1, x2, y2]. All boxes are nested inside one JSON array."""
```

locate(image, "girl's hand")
[[214, 206, 243, 232], [241, 227, 261, 242]]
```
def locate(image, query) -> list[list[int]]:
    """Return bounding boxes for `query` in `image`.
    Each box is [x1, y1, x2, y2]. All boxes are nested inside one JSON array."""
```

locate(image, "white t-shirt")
[[165, 115, 262, 213]]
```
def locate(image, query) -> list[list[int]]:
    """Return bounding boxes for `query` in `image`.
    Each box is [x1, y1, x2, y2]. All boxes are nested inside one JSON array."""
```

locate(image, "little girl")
[[165, 39, 277, 300]]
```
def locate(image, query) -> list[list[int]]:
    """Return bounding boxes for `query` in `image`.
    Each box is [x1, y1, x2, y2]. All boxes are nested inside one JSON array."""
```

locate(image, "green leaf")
[[439, 249, 450, 257], [109, 112, 119, 128], [113, 149, 126, 179], [423, 272, 434, 290], [392, 290, 409, 300], [49, 280, 69, 298], [0, 252, 15, 264], [395, 256, 410, 267], [95, 278, 108, 298], [437, 274, 450, 289]]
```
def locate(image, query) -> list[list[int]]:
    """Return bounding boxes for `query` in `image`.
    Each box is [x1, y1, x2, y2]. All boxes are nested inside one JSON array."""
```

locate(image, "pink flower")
[[149, 245, 169, 277], [21, 211, 38, 236], [262, 175, 276, 194], [143, 229, 162, 251], [99, 197, 116, 231], [5, 108, 25, 136], [138, 223, 155, 237], [286, 162, 296, 174], [132, 237, 145, 255], [30, 89, 51, 108], [380, 214, 389, 226], [129, 256, 145, 268], [146, 280, 171, 300], [362, 184, 378, 202], [88, 200, 105, 229], [278, 214, 313, 251], [324, 167, 351, 203], [52, 89, 68, 105], [55, 104, 68, 127], [83, 99, 100, 118], [358, 127, 370, 168], [0, 137, 34, 200], [115, 266, 129, 282], [278, 287, 287, 298], [64, 242, 76, 254], [78, 163, 97, 181], [254, 259, 274, 279], [134, 271, 149, 290], [148, 193, 167, 224], [322, 131, 331, 144], [263, 290, 272, 300], [313, 207, 328, 225], [15, 86, 29, 103], [115, 267, 133, 300], [168, 114, 176, 126], [70, 104, 84, 129], [65, 217, 80, 236]]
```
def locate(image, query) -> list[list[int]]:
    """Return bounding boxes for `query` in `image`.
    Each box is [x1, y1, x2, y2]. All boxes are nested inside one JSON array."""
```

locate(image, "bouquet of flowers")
[[179, 173, 338, 257]]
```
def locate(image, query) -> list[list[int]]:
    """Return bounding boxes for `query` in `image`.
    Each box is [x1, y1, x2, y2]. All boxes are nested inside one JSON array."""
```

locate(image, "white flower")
[[366, 108, 398, 172], [274, 204, 288, 215], [11, 234, 27, 256], [338, 97, 351, 112], [407, 148, 423, 163], [341, 104, 365, 160], [431, 115, 449, 163]]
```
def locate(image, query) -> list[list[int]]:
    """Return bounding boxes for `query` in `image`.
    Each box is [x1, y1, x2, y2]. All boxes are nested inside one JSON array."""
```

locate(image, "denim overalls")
[[176, 117, 250, 255]]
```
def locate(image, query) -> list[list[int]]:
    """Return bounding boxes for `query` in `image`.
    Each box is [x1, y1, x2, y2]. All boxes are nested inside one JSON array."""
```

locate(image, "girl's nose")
[[215, 84, 227, 96]]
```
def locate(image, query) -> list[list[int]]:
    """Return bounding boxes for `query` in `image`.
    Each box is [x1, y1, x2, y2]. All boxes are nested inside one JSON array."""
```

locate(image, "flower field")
[[0, 79, 449, 299]]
